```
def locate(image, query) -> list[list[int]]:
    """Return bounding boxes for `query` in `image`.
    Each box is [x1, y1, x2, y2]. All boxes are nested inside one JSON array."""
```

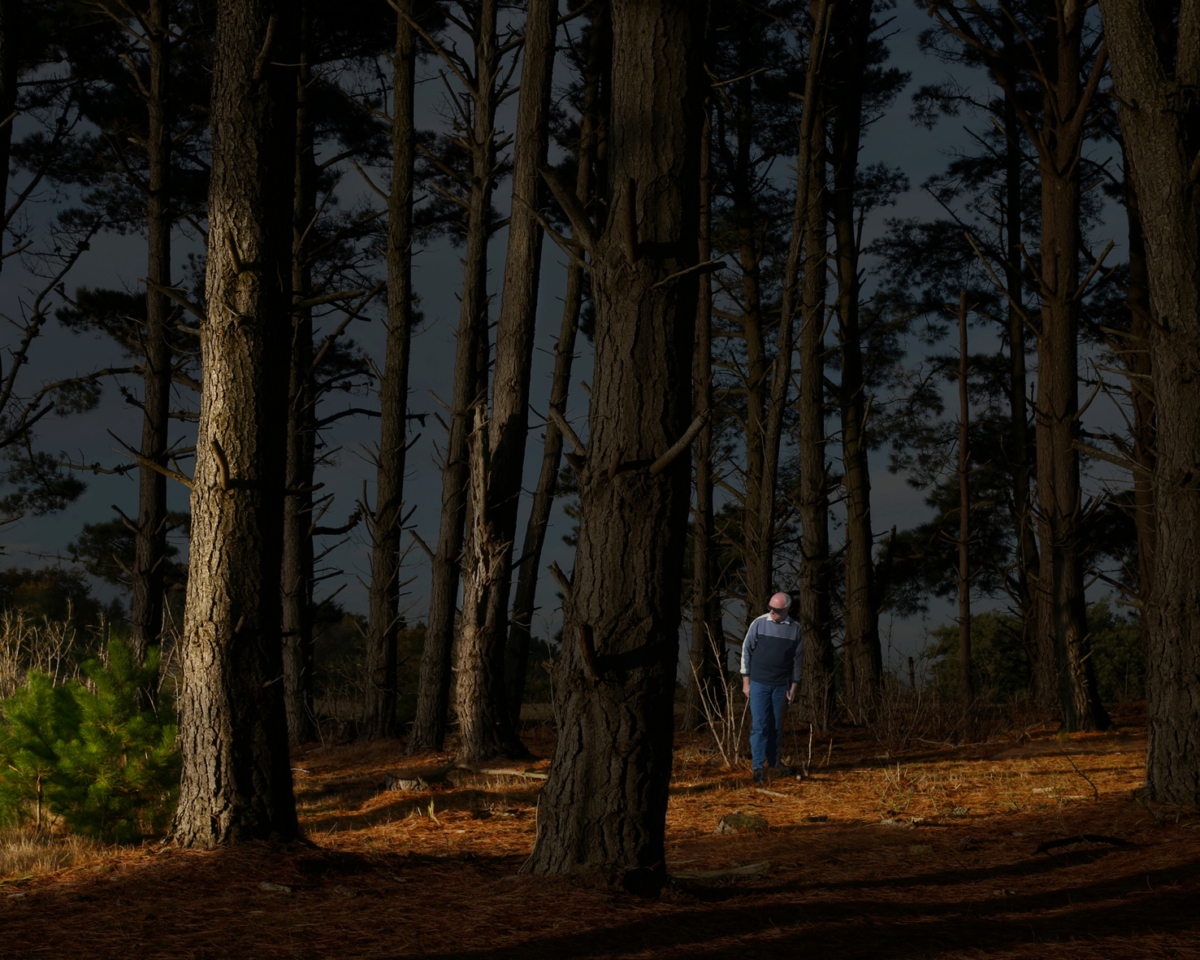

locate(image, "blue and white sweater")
[[740, 613, 803, 687]]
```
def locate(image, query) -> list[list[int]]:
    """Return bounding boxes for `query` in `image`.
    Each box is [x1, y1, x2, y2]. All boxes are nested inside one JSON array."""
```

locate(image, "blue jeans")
[[748, 680, 790, 770]]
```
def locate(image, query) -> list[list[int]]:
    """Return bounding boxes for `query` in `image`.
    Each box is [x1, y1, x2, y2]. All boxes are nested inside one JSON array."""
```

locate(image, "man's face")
[[768, 603, 786, 622]]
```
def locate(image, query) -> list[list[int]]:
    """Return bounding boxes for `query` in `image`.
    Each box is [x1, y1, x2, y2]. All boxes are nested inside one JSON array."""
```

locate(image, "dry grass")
[[2, 703, 1198, 959], [0, 827, 111, 881]]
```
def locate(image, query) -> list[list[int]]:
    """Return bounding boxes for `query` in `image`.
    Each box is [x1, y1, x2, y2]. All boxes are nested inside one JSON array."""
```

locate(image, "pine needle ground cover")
[[2, 704, 1197, 959]]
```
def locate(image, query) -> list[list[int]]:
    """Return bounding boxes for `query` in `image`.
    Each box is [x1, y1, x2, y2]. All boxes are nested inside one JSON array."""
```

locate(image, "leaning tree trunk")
[[282, 13, 317, 745], [456, 0, 557, 762], [363, 0, 416, 741], [1032, 2, 1108, 731], [522, 0, 705, 885], [171, 0, 299, 847], [1099, 0, 1200, 804], [129, 0, 173, 662], [505, 2, 607, 721], [408, 0, 499, 753]]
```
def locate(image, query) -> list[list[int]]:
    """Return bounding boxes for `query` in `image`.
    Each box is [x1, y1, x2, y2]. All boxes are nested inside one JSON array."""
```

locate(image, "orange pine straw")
[[2, 704, 1197, 959]]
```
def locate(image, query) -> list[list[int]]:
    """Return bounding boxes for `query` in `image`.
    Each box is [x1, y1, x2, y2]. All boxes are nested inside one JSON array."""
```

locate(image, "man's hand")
[[786, 683, 797, 703], [742, 676, 750, 697]]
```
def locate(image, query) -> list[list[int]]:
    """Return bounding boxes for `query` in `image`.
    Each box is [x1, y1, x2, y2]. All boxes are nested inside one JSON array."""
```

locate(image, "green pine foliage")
[[0, 640, 180, 842], [0, 672, 81, 828]]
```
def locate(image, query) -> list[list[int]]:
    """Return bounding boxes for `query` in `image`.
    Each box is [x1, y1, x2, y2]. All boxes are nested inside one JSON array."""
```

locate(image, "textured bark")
[[829, 0, 880, 715], [129, 0, 173, 662], [1122, 168, 1156, 622], [364, 0, 416, 741], [408, 0, 499, 753], [1030, 2, 1108, 730], [505, 6, 606, 720], [171, 0, 299, 847], [522, 0, 704, 880], [1099, 0, 1200, 804], [281, 13, 317, 746], [796, 106, 832, 731], [456, 0, 558, 762]]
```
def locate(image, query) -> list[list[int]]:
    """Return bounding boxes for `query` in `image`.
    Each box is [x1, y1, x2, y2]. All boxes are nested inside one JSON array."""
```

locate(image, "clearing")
[[2, 704, 1197, 959]]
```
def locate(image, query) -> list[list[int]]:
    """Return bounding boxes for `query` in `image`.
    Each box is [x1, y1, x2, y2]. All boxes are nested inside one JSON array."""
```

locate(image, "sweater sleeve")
[[792, 625, 804, 684], [740, 619, 757, 676]]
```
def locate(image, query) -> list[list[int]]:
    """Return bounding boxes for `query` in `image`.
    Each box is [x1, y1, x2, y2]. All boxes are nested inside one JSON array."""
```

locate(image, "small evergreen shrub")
[[0, 639, 180, 842]]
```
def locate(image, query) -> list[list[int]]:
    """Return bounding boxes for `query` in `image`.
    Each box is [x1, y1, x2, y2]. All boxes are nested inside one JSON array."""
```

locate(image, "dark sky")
[[0, 1, 1129, 670]]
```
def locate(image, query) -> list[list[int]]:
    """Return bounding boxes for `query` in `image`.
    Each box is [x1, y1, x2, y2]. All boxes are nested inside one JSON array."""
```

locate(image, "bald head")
[[768, 593, 790, 618]]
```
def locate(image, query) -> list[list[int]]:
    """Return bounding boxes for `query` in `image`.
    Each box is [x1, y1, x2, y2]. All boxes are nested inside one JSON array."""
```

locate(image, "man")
[[741, 592, 803, 784]]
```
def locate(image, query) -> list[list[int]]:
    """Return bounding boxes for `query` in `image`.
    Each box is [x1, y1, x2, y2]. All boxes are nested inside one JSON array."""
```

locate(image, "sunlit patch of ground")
[[3, 703, 1198, 959]]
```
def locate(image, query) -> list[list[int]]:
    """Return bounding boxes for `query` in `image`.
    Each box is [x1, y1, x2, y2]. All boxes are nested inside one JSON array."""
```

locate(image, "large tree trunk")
[[829, 0, 880, 717], [408, 0, 499, 753], [456, 0, 557, 762], [171, 0, 299, 847], [522, 0, 704, 883], [364, 0, 417, 741], [1099, 0, 1200, 804], [281, 10, 317, 745], [505, 3, 607, 721], [129, 0, 172, 663], [1031, 2, 1108, 731]]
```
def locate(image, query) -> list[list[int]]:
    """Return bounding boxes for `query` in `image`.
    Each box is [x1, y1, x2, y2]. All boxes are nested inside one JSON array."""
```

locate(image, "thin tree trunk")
[[999, 33, 1038, 684], [796, 6, 832, 729], [456, 0, 557, 762], [172, 0, 299, 847], [364, 0, 417, 741], [505, 6, 606, 721], [1032, 2, 1108, 731], [282, 9, 316, 745], [408, 0, 499, 754], [522, 0, 704, 884], [129, 0, 172, 663], [829, 0, 880, 717], [1099, 0, 1200, 803], [957, 291, 972, 709]]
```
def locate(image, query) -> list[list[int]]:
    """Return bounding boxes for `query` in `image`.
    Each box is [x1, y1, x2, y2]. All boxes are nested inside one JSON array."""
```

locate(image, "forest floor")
[[2, 703, 1198, 959]]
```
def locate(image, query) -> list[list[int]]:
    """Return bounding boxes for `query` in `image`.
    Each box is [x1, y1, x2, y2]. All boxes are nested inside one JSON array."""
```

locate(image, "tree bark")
[[522, 0, 704, 883], [1099, 0, 1200, 803], [129, 0, 173, 663], [456, 0, 558, 762], [171, 0, 299, 847], [1031, 1, 1108, 730], [505, 4, 607, 721], [408, 0, 499, 754], [829, 0, 880, 716], [281, 7, 317, 745], [364, 0, 417, 741]]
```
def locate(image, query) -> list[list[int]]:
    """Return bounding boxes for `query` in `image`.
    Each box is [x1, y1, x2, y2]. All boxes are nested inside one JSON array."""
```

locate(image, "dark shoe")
[[775, 764, 799, 777], [752, 767, 766, 785]]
